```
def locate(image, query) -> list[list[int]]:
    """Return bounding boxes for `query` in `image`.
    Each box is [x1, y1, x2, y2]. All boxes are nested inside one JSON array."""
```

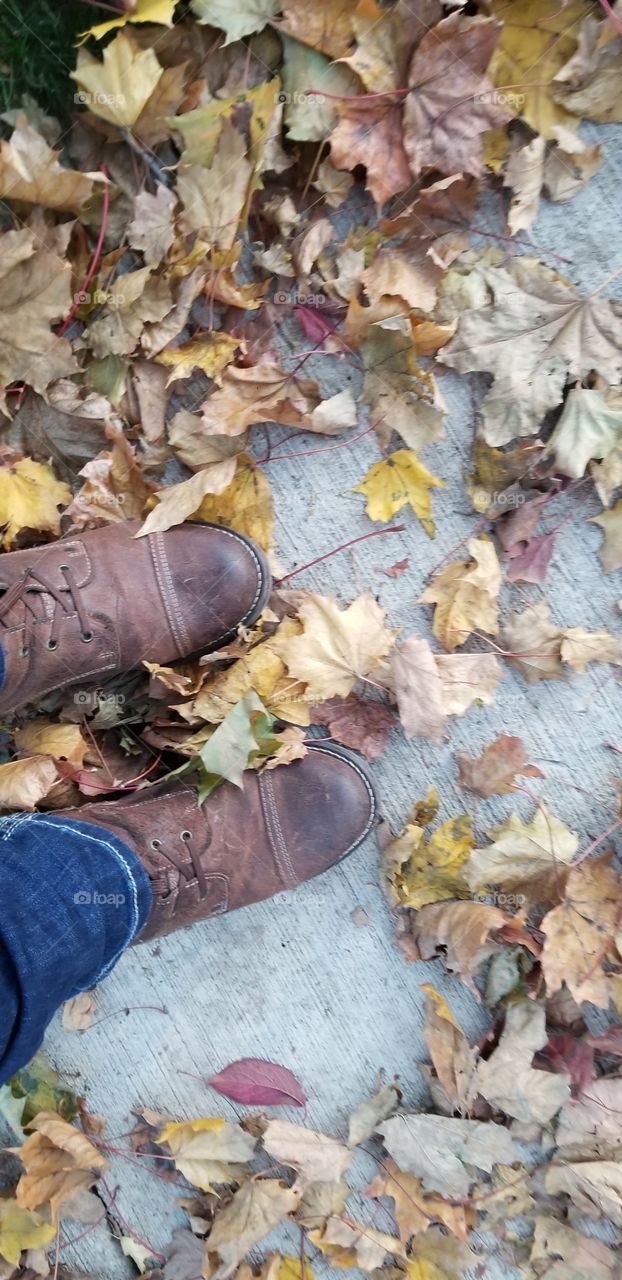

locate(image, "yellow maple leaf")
[[0, 1200, 55, 1268], [180, 621, 310, 726], [384, 806, 473, 911], [353, 450, 445, 535], [15, 721, 86, 767], [81, 0, 177, 41], [71, 32, 163, 129], [276, 593, 394, 700], [0, 458, 71, 549], [489, 0, 586, 137], [419, 537, 501, 651], [195, 457, 274, 550], [155, 334, 240, 385]]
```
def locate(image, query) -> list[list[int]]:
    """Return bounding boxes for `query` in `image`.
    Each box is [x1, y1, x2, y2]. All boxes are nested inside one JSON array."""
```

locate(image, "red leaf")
[[207, 1058, 306, 1107], [294, 304, 339, 344]]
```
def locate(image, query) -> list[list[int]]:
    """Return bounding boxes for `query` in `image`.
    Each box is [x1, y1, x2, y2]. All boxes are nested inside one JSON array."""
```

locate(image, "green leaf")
[[5, 1051, 78, 1127], [180, 690, 279, 803]]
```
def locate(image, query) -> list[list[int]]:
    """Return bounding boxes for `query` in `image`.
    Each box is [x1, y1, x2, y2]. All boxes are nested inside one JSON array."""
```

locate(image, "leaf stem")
[[275, 525, 406, 584]]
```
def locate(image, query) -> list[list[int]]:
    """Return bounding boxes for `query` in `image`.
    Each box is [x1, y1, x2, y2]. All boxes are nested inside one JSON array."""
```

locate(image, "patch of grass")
[[0, 0, 98, 115]]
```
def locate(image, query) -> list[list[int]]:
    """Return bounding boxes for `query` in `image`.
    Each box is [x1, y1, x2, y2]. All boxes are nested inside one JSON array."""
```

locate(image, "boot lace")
[[147, 828, 212, 903], [0, 564, 93, 656]]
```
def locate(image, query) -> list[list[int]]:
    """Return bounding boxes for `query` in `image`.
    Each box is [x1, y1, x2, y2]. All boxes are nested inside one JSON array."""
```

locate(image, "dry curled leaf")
[[456, 734, 544, 797], [419, 538, 502, 651], [465, 805, 578, 908], [275, 593, 394, 700], [15, 1112, 108, 1221]]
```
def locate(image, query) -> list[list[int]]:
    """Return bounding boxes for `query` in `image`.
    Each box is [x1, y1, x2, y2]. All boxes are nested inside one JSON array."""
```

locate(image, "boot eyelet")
[[180, 830, 192, 841], [46, 638, 58, 651], [81, 630, 94, 643], [20, 644, 29, 658], [59, 564, 69, 573], [150, 838, 162, 850]]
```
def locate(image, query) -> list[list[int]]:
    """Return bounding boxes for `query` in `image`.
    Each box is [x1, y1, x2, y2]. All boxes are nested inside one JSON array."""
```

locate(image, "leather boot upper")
[[0, 520, 270, 713], [58, 745, 377, 941]]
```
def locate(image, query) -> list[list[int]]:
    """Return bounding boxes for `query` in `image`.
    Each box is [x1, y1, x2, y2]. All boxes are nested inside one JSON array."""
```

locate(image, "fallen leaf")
[[542, 854, 622, 1008], [329, 96, 411, 210], [504, 135, 546, 234], [475, 1001, 571, 1124], [183, 691, 278, 802], [465, 806, 578, 908], [206, 1179, 300, 1278], [592, 499, 622, 573], [66, 430, 156, 529], [456, 734, 543, 797], [378, 1113, 517, 1199], [390, 637, 445, 741], [545, 1159, 622, 1226], [506, 531, 557, 584], [15, 1111, 108, 1220], [310, 695, 395, 760], [207, 1059, 306, 1108], [435, 653, 503, 715], [71, 31, 163, 128], [408, 899, 513, 992], [404, 14, 513, 180], [178, 123, 253, 249], [556, 1077, 622, 1159], [155, 334, 240, 386], [419, 538, 501, 651], [0, 1201, 55, 1269], [128, 184, 177, 266], [421, 986, 478, 1114], [503, 600, 564, 683], [308, 1216, 403, 1270], [87, 266, 173, 359], [158, 1116, 256, 1190], [366, 1159, 470, 1245], [192, 459, 274, 551], [191, 0, 279, 43], [297, 1181, 349, 1230], [546, 386, 622, 479], [552, 10, 622, 124], [544, 128, 603, 202], [531, 1216, 618, 1280], [0, 756, 59, 812], [353, 451, 445, 535], [378, 558, 410, 578], [489, 0, 587, 137], [0, 227, 77, 405], [275, 593, 394, 700], [442, 258, 622, 444], [560, 627, 620, 673], [263, 1120, 352, 1188], [0, 124, 99, 212], [347, 1085, 401, 1148], [62, 993, 97, 1032], [358, 328, 447, 452], [384, 802, 473, 911], [138, 460, 238, 536], [15, 722, 86, 768]]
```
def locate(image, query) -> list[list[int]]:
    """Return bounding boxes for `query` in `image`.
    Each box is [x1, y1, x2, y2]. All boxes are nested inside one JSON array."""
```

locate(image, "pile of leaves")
[[0, 0, 621, 1274]]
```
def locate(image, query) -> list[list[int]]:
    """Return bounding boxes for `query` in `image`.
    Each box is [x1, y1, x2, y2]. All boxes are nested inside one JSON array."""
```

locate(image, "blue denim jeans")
[[0, 811, 152, 1082]]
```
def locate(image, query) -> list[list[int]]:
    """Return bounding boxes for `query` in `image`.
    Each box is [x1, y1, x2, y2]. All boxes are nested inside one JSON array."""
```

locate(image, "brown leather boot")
[[0, 520, 270, 714], [57, 745, 377, 941]]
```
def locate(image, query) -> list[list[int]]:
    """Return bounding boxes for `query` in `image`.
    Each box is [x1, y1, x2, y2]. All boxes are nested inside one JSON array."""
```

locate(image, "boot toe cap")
[[153, 522, 271, 653], [259, 744, 377, 886]]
